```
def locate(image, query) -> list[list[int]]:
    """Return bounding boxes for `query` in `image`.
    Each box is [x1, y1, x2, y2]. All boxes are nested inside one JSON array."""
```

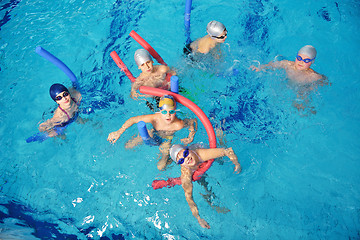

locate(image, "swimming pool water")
[[0, 0, 359, 239]]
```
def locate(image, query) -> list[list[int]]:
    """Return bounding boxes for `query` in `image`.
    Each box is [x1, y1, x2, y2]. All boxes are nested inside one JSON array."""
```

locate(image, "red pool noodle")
[[139, 86, 217, 189], [110, 51, 136, 82], [129, 30, 167, 66]]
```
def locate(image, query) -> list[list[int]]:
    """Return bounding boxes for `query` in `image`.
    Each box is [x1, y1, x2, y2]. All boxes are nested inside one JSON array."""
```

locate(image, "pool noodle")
[[137, 121, 162, 146], [35, 46, 78, 88], [129, 30, 167, 66], [139, 86, 217, 189], [26, 132, 49, 143], [26, 126, 66, 143], [184, 0, 192, 44], [110, 51, 136, 82], [170, 76, 179, 93]]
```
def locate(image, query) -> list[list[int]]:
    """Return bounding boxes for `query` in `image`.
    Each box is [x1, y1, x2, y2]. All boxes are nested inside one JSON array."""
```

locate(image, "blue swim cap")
[[50, 83, 68, 101]]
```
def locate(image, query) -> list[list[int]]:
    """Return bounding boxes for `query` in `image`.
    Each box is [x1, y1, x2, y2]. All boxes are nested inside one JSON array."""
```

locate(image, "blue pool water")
[[1, 0, 359, 239]]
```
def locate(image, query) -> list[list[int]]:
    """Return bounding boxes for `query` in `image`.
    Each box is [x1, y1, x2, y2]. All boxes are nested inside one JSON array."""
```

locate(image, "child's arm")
[[181, 118, 198, 145], [38, 109, 67, 137], [250, 60, 288, 72], [39, 119, 55, 132], [130, 78, 146, 99], [69, 88, 82, 103], [315, 73, 330, 86], [197, 147, 241, 173], [181, 167, 211, 229], [107, 114, 154, 144], [224, 147, 241, 173], [163, 65, 177, 76]]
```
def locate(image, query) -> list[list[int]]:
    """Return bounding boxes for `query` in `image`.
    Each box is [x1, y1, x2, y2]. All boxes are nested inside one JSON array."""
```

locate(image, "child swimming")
[[169, 144, 241, 229], [251, 45, 329, 114], [131, 49, 176, 99], [107, 95, 197, 170], [184, 20, 228, 55], [250, 45, 327, 85], [39, 83, 82, 137]]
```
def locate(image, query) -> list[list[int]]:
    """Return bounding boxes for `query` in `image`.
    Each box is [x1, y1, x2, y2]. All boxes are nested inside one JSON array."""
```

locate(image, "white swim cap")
[[206, 20, 226, 38], [298, 45, 317, 59], [134, 49, 152, 67], [170, 144, 186, 162]]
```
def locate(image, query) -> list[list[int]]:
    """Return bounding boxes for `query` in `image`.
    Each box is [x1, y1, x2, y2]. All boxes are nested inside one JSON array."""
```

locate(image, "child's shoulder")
[[69, 88, 81, 101], [155, 65, 169, 73]]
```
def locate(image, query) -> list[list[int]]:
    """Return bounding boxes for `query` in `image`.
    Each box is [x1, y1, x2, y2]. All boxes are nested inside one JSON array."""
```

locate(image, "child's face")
[[159, 107, 176, 124], [139, 60, 154, 73], [177, 149, 197, 167], [215, 29, 227, 43], [295, 54, 313, 70], [55, 91, 71, 105]]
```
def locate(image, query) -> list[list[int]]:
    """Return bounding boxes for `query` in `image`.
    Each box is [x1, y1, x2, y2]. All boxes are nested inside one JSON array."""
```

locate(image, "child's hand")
[[198, 218, 210, 229], [131, 92, 141, 99], [234, 163, 241, 174], [107, 131, 121, 144], [181, 137, 193, 145], [250, 65, 260, 72]]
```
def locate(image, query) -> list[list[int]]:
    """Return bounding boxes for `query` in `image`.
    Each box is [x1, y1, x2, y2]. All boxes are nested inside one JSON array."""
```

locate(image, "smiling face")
[[295, 53, 313, 71], [177, 149, 198, 168], [55, 91, 71, 106], [139, 60, 154, 74]]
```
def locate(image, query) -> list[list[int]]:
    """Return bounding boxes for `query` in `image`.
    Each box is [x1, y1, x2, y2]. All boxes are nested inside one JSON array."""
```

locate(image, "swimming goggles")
[[296, 55, 315, 63], [177, 148, 189, 165], [55, 91, 69, 101], [158, 109, 177, 115], [212, 29, 227, 39]]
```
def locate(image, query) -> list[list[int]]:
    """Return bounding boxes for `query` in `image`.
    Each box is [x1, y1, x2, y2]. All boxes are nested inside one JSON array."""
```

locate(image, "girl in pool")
[[39, 83, 82, 137], [169, 144, 241, 229], [184, 20, 228, 55], [107, 95, 197, 170], [131, 49, 176, 99]]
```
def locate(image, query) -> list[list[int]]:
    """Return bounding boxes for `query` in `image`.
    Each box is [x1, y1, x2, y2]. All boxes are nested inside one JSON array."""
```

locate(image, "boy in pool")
[[107, 95, 197, 170], [169, 144, 241, 229], [250, 45, 329, 114], [131, 49, 176, 99], [250, 45, 327, 85], [184, 20, 228, 55], [39, 84, 82, 137]]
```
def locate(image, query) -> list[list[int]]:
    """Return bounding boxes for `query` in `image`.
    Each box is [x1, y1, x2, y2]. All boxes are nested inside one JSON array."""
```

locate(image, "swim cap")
[[134, 49, 152, 67], [49, 83, 68, 101], [298, 45, 317, 60], [206, 20, 226, 38], [170, 144, 186, 162], [159, 95, 176, 110]]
